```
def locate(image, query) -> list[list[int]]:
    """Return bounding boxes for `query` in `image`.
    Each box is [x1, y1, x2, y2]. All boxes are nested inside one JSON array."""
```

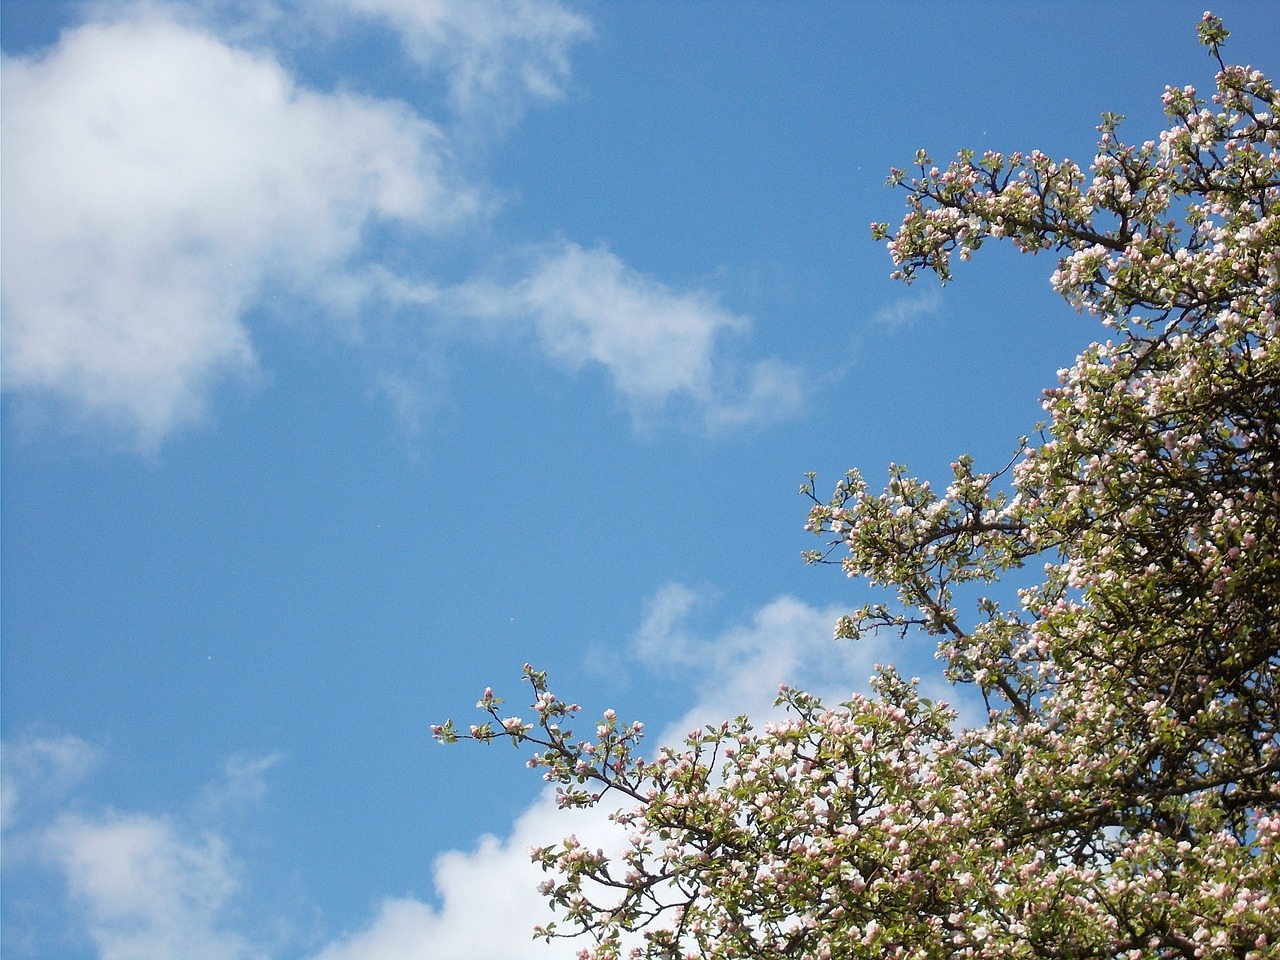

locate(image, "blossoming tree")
[[435, 15, 1279, 958]]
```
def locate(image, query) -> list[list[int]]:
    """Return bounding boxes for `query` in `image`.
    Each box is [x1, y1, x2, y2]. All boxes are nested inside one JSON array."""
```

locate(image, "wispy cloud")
[[870, 287, 942, 330], [331, 0, 592, 124], [1, 5, 481, 449], [700, 357, 810, 434], [450, 243, 808, 430], [1, 733, 102, 829], [193, 753, 284, 821], [631, 583, 912, 738]]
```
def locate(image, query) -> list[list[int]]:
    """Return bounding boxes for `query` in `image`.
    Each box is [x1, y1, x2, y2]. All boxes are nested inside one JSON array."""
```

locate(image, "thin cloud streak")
[[871, 288, 942, 330]]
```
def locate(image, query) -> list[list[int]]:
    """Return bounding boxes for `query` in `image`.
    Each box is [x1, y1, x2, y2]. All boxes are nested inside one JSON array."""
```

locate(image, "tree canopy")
[[435, 15, 1279, 959]]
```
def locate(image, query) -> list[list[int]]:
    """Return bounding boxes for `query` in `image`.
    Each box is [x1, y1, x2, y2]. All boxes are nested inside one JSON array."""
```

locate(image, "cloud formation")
[[310, 800, 603, 960], [194, 753, 285, 821], [633, 584, 898, 738], [1, 5, 476, 447], [2, 2, 805, 448], [453, 243, 808, 428], [2, 737, 283, 960]]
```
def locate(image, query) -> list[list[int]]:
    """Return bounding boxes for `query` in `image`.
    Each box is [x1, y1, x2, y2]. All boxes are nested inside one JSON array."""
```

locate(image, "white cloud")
[[330, 0, 592, 122], [42, 811, 264, 960], [310, 580, 856, 960], [451, 243, 808, 429], [1, 5, 478, 448], [310, 799, 605, 960], [1, 4, 803, 447], [700, 357, 810, 433], [5, 739, 285, 960], [632, 581, 701, 664]]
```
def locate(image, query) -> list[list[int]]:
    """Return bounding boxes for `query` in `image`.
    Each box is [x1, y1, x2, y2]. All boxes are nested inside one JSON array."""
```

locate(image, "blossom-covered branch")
[[436, 15, 1279, 958]]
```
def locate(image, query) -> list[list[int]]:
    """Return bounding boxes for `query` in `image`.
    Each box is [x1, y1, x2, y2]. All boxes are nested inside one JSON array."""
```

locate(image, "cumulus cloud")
[[1, 5, 478, 447], [313, 586, 885, 960], [310, 800, 604, 960], [451, 243, 808, 428]]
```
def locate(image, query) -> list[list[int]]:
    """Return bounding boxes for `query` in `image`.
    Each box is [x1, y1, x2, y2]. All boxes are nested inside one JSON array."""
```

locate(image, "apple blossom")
[[437, 16, 1278, 959]]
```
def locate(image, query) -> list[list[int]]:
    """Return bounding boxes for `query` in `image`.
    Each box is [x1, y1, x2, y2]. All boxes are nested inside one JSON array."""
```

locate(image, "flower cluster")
[[437, 16, 1279, 959]]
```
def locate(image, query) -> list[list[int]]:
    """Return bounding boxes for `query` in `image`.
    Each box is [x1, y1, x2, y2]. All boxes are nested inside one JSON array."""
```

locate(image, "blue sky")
[[2, 2, 1276, 957]]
